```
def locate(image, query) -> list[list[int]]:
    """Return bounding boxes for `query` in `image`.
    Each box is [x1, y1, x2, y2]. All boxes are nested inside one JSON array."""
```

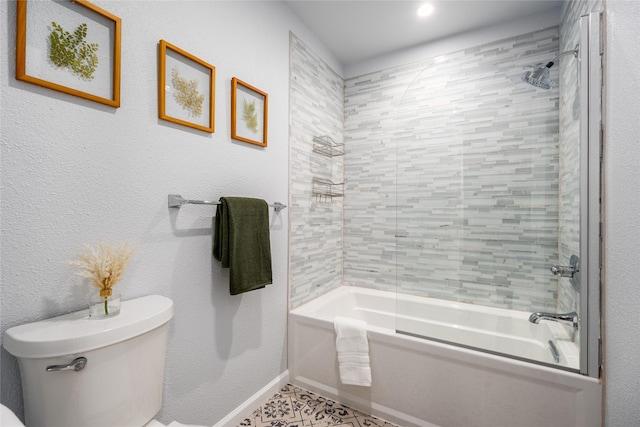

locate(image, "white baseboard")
[[213, 371, 290, 427]]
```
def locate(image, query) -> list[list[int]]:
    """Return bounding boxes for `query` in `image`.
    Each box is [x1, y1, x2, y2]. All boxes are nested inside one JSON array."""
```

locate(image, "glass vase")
[[89, 293, 121, 319]]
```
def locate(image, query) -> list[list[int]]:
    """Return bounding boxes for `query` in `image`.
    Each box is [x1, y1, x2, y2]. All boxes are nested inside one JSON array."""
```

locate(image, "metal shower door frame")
[[579, 11, 603, 378]]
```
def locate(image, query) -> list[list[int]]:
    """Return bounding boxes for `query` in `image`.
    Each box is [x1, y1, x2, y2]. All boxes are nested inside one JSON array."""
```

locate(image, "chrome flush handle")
[[45, 357, 87, 372]]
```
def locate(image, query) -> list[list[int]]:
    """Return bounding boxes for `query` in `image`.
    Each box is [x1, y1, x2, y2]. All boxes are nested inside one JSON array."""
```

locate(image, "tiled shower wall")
[[343, 28, 562, 311], [289, 33, 344, 309], [289, 24, 581, 312]]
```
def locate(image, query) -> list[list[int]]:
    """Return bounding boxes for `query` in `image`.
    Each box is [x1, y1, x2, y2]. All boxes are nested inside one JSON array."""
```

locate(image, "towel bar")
[[168, 194, 287, 212]]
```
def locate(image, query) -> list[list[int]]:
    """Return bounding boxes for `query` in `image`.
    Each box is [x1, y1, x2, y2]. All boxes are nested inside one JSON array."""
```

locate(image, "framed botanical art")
[[16, 0, 121, 107], [231, 77, 268, 147], [158, 40, 215, 133]]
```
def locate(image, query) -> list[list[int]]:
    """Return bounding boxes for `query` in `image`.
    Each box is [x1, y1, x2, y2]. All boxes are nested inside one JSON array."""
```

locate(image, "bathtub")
[[288, 286, 601, 427]]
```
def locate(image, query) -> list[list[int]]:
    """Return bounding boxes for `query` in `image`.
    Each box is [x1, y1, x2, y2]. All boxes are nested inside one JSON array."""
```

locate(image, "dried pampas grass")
[[69, 240, 135, 297]]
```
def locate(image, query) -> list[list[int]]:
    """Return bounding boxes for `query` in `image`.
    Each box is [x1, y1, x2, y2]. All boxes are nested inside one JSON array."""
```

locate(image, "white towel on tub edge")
[[334, 315, 372, 386]]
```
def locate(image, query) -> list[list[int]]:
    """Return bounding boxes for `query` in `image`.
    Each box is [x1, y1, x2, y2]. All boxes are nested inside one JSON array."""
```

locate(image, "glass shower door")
[[394, 11, 602, 376]]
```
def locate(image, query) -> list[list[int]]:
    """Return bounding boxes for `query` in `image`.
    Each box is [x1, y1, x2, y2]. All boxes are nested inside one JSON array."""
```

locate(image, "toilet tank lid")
[[3, 295, 174, 358]]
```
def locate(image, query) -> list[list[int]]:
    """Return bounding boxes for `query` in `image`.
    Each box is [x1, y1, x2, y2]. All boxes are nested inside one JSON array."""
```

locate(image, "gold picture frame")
[[231, 77, 268, 147], [16, 0, 122, 107], [158, 40, 215, 133]]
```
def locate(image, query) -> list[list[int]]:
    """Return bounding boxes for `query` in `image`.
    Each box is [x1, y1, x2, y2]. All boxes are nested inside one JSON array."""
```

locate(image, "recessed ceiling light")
[[417, 3, 435, 17]]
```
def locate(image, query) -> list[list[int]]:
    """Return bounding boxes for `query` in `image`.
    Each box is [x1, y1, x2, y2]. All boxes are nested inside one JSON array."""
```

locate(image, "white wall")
[[345, 7, 562, 79], [603, 0, 640, 424], [0, 1, 338, 425]]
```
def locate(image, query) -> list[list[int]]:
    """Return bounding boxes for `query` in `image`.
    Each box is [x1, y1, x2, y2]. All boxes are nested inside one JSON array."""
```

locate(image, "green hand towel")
[[213, 197, 273, 295]]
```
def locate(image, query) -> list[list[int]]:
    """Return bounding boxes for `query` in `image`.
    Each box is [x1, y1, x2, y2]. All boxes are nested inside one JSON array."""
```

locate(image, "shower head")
[[521, 64, 554, 90], [521, 45, 579, 90]]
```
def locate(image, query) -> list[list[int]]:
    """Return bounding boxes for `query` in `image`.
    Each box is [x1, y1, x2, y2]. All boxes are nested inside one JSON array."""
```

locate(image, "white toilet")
[[3, 295, 177, 427]]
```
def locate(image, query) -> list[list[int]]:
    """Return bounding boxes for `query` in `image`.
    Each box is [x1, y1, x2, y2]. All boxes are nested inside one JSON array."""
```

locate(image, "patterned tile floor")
[[238, 384, 399, 427]]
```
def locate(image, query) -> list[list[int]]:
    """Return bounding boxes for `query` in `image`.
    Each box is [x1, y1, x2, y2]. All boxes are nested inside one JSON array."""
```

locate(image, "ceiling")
[[283, 0, 565, 66]]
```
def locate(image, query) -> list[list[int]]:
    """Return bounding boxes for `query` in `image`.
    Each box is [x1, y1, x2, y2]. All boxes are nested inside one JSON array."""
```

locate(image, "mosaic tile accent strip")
[[239, 384, 397, 427], [343, 26, 562, 311], [289, 33, 345, 309]]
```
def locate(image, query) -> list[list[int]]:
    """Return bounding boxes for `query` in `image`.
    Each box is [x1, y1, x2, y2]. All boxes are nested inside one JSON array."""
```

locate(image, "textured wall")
[[288, 33, 345, 309], [0, 1, 336, 424], [344, 27, 561, 311], [603, 0, 640, 424]]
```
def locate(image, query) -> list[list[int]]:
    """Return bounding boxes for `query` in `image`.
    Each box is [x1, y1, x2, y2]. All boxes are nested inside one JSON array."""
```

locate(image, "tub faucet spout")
[[529, 311, 578, 340]]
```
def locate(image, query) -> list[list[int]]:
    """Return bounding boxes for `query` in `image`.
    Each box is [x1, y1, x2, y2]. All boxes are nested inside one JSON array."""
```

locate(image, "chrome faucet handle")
[[551, 255, 580, 278], [550, 264, 578, 278]]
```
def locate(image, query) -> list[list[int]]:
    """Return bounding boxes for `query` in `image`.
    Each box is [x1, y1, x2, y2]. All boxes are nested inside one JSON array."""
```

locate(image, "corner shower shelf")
[[312, 135, 344, 157], [312, 177, 344, 202]]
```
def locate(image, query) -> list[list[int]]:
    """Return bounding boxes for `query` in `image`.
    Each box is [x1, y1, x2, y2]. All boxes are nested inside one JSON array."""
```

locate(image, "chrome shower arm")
[[548, 45, 580, 66]]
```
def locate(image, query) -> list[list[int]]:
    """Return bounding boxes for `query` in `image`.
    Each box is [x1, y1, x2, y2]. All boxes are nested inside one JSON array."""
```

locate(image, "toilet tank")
[[3, 295, 174, 427]]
